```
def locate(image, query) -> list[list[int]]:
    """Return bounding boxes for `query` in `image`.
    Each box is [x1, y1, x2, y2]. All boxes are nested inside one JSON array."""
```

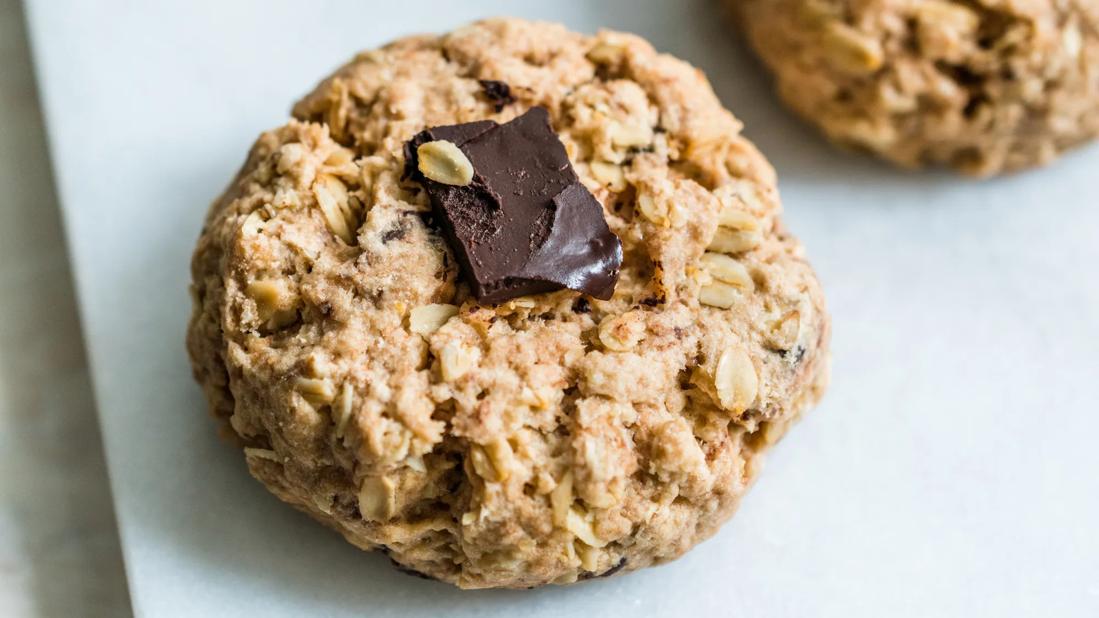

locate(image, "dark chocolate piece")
[[478, 79, 515, 112], [405, 107, 622, 303]]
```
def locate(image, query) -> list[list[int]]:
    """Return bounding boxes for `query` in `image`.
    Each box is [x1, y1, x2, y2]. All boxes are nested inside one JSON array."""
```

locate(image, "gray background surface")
[[0, 1, 129, 615]]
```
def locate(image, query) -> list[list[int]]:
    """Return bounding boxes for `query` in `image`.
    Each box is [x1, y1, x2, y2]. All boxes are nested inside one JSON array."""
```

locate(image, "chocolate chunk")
[[405, 107, 622, 304], [478, 79, 515, 112]]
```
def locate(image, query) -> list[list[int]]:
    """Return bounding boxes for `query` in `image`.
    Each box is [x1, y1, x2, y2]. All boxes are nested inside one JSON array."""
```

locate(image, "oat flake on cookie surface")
[[729, 0, 1099, 176], [186, 18, 830, 589]]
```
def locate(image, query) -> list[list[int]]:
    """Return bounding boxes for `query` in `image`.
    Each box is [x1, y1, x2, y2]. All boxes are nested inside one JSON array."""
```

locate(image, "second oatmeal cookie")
[[730, 0, 1099, 175]]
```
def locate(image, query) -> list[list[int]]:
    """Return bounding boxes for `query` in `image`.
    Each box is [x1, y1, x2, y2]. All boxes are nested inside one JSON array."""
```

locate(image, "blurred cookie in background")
[[729, 0, 1099, 176]]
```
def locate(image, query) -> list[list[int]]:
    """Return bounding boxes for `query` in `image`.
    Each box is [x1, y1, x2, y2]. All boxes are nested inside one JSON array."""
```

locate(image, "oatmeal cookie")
[[186, 18, 830, 589], [730, 0, 1099, 175]]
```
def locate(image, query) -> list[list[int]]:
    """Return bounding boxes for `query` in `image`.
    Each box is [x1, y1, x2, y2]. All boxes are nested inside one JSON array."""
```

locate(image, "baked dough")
[[187, 18, 830, 589], [731, 0, 1099, 175]]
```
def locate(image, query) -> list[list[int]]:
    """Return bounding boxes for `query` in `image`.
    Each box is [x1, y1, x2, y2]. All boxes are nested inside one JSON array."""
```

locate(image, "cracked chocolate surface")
[[405, 107, 622, 304]]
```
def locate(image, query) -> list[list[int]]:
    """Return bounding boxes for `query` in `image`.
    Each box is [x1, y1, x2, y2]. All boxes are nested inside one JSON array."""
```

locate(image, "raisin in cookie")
[[730, 0, 1099, 175], [187, 18, 830, 589]]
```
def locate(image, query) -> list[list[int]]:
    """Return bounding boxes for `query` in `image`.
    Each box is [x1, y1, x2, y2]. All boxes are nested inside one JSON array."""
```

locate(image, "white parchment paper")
[[24, 1, 1099, 616]]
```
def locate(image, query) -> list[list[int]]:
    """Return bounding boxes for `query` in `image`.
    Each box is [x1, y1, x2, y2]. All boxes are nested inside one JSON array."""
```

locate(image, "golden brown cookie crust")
[[187, 18, 830, 589], [730, 0, 1099, 175]]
